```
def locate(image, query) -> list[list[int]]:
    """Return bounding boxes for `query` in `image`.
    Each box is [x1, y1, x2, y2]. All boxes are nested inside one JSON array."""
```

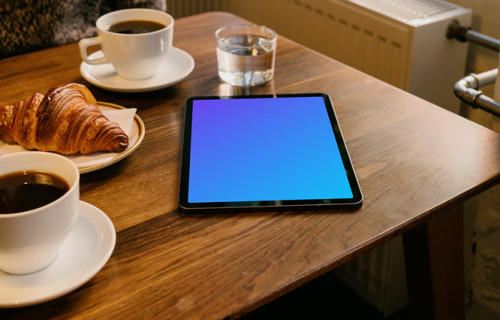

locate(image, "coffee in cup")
[[0, 152, 80, 274], [79, 9, 174, 80], [0, 171, 69, 214]]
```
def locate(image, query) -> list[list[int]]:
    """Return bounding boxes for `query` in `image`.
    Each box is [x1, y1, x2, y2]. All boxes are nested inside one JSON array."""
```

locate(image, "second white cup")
[[0, 152, 80, 274], [79, 8, 174, 80]]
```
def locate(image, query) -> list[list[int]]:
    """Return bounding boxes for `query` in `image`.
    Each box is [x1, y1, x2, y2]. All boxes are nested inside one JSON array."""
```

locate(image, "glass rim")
[[214, 24, 277, 42]]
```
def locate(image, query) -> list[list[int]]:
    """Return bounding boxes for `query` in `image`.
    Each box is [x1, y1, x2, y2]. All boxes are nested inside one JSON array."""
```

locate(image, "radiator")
[[169, 0, 471, 113], [167, 0, 472, 315]]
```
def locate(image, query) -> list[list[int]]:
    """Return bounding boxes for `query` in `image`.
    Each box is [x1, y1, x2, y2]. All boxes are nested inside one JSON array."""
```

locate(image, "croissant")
[[0, 83, 128, 155]]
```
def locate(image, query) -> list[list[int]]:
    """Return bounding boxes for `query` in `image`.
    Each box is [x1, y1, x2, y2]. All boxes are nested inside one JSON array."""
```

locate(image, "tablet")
[[179, 93, 363, 211]]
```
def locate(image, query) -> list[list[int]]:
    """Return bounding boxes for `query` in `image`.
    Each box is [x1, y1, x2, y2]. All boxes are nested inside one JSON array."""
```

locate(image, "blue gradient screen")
[[187, 96, 354, 203]]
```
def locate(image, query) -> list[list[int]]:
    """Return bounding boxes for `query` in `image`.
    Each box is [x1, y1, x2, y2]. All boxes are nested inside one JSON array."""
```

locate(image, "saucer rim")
[[80, 47, 195, 93], [0, 201, 116, 308]]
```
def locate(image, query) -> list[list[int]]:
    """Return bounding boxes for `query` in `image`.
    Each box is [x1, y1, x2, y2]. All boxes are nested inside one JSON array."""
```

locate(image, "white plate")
[[80, 47, 195, 92], [0, 102, 145, 174], [0, 201, 116, 308]]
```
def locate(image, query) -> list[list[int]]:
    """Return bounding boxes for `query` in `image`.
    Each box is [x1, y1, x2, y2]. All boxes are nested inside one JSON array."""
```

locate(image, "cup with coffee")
[[0, 152, 80, 274], [79, 9, 174, 80]]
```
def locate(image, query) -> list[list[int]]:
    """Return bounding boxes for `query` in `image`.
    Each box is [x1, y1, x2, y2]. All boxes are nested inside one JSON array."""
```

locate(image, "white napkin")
[[102, 108, 137, 135]]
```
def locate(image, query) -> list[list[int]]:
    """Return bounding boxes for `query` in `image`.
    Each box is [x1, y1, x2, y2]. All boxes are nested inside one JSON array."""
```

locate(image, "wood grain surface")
[[0, 12, 499, 320]]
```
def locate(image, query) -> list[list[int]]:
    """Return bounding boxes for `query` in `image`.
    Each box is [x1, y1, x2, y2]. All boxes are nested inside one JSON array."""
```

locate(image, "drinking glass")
[[215, 25, 277, 87]]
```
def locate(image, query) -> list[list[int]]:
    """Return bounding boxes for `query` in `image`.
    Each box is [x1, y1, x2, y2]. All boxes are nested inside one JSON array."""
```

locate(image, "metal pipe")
[[446, 20, 500, 52], [474, 69, 498, 86], [454, 69, 500, 116], [447, 21, 500, 116], [465, 30, 500, 52]]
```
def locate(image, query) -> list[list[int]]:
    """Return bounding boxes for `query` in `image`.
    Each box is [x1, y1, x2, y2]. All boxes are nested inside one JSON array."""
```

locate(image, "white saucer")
[[0, 201, 116, 308], [80, 47, 195, 92]]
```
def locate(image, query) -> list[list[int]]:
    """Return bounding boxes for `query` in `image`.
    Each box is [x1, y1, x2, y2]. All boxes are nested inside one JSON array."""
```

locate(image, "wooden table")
[[1, 12, 499, 320]]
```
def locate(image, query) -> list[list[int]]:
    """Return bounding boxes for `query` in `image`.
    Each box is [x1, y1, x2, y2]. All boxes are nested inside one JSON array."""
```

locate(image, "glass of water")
[[215, 25, 277, 87]]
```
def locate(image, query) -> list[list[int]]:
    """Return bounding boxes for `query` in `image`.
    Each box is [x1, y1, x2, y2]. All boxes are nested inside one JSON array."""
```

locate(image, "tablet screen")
[[179, 93, 362, 211]]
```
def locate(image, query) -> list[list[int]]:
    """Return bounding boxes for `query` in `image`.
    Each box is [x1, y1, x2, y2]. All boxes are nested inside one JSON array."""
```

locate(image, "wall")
[[448, 0, 500, 130]]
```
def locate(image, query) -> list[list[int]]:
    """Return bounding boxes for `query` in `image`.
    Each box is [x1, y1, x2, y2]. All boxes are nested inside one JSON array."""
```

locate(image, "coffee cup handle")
[[78, 37, 109, 65]]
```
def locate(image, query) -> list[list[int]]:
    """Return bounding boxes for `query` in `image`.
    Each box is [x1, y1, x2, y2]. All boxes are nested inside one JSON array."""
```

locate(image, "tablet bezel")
[[179, 93, 363, 212]]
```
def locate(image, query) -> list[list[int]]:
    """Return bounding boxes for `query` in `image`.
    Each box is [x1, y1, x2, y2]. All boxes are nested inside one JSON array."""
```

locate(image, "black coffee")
[[108, 20, 166, 34], [0, 171, 70, 214]]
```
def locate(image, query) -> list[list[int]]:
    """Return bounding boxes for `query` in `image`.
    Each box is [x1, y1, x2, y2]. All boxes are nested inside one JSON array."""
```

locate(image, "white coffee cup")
[[0, 152, 80, 274], [79, 9, 174, 80]]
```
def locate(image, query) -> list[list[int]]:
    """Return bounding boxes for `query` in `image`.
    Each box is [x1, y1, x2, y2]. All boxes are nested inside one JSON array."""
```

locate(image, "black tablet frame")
[[179, 93, 363, 212]]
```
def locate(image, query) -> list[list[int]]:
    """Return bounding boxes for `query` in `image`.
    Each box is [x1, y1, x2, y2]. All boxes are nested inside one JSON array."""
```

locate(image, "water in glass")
[[216, 34, 275, 86]]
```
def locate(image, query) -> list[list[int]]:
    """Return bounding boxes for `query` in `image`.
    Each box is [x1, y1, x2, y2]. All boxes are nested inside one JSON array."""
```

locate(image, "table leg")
[[403, 204, 465, 320]]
